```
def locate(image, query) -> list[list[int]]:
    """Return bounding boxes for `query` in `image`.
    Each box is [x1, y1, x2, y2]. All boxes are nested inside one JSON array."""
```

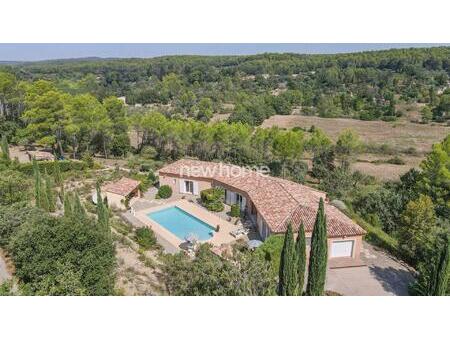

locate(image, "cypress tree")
[[96, 181, 104, 217], [73, 192, 87, 220], [33, 158, 42, 208], [44, 169, 55, 212], [96, 181, 109, 231], [306, 198, 328, 296], [63, 192, 73, 218], [295, 222, 307, 295], [278, 223, 297, 296], [1, 135, 10, 161], [432, 236, 449, 296], [53, 160, 63, 186]]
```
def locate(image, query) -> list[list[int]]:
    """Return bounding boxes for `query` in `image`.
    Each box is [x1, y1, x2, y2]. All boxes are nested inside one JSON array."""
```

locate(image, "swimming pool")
[[147, 206, 215, 241]]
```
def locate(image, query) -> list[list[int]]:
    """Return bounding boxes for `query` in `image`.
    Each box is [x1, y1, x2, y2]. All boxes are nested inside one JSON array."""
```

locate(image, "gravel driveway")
[[326, 242, 415, 296]]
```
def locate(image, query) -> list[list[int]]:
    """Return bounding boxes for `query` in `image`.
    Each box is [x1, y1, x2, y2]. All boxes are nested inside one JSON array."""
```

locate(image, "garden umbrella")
[[247, 239, 263, 249]]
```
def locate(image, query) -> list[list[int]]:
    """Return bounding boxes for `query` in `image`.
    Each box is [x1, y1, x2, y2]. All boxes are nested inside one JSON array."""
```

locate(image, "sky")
[[0, 43, 448, 62]]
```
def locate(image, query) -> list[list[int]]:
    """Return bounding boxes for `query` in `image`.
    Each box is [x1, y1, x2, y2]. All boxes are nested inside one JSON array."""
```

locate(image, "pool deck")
[[133, 199, 240, 250]]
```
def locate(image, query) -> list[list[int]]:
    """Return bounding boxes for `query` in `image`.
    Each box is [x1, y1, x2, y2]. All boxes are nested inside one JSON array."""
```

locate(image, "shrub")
[[0, 203, 42, 246], [157, 185, 172, 199], [255, 235, 285, 276], [81, 153, 94, 168], [230, 204, 241, 217], [135, 227, 157, 250], [147, 170, 157, 185], [386, 156, 406, 165], [206, 200, 224, 212], [0, 170, 32, 206], [345, 209, 401, 259], [201, 187, 224, 212]]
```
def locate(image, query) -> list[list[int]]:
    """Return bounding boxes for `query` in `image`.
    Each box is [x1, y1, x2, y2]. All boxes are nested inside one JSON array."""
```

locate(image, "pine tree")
[[73, 193, 87, 220], [44, 169, 55, 212], [306, 198, 328, 296], [1, 135, 10, 161], [295, 222, 307, 295], [63, 192, 73, 218], [432, 236, 449, 296], [278, 223, 297, 296]]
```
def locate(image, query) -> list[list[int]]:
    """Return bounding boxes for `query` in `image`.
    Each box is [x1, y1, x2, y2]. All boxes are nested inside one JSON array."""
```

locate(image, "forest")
[[1, 46, 450, 126]]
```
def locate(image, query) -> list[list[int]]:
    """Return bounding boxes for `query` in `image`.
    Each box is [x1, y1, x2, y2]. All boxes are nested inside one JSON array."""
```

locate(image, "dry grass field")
[[262, 115, 448, 153], [261, 114, 448, 181]]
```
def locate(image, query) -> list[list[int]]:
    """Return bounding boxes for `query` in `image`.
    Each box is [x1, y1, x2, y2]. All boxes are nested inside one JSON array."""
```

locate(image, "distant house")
[[158, 159, 366, 266], [101, 177, 141, 210], [26, 151, 55, 162]]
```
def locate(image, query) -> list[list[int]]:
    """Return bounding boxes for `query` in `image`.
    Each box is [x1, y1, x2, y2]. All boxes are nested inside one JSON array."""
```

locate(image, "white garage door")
[[331, 240, 354, 258]]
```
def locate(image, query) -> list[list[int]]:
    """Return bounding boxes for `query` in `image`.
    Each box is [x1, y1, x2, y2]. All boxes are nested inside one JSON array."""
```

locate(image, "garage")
[[331, 240, 354, 258]]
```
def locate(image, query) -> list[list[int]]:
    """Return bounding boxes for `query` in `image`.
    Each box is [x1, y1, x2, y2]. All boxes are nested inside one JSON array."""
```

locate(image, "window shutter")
[[241, 196, 247, 211], [193, 181, 199, 195], [179, 179, 184, 193]]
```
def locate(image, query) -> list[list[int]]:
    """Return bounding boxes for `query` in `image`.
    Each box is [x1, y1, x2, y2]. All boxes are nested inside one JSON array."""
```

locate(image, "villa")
[[158, 159, 367, 266]]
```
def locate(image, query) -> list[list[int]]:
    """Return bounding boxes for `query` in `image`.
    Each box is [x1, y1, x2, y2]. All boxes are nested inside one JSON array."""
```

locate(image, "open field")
[[262, 114, 448, 181], [262, 115, 449, 153]]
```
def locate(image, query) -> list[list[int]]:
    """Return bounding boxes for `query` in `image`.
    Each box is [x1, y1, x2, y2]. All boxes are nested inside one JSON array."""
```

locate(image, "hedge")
[[17, 160, 87, 175]]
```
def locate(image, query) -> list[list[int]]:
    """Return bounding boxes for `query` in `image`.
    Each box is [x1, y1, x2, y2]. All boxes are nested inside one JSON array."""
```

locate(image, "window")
[[185, 180, 194, 194], [236, 193, 243, 206]]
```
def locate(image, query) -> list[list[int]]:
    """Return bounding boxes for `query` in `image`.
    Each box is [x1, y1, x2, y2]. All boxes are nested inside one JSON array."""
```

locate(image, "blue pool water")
[[147, 206, 215, 241]]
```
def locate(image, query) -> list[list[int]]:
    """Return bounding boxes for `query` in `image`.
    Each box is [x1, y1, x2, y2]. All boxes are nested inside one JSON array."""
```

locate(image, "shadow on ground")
[[368, 265, 415, 296]]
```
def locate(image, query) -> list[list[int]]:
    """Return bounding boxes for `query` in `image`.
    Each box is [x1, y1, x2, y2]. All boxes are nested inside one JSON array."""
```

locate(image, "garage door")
[[331, 240, 354, 258]]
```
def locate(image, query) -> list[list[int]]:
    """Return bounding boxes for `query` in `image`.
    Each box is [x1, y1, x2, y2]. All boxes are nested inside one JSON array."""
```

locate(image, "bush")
[[201, 187, 224, 212], [135, 227, 157, 250], [0, 203, 42, 246], [147, 170, 157, 185], [255, 235, 285, 276], [230, 204, 241, 217], [157, 185, 172, 199], [81, 153, 94, 168], [386, 156, 406, 165], [206, 200, 224, 212], [0, 170, 32, 206]]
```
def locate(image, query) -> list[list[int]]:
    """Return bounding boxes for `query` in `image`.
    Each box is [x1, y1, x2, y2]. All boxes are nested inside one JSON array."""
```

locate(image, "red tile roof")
[[103, 177, 140, 196], [158, 159, 366, 238]]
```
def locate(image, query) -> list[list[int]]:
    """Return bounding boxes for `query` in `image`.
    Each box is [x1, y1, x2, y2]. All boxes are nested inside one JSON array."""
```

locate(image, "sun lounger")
[[230, 227, 249, 238]]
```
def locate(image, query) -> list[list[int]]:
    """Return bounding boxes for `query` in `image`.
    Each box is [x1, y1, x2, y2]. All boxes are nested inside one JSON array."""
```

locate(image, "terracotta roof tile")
[[158, 159, 366, 238], [103, 177, 140, 196]]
